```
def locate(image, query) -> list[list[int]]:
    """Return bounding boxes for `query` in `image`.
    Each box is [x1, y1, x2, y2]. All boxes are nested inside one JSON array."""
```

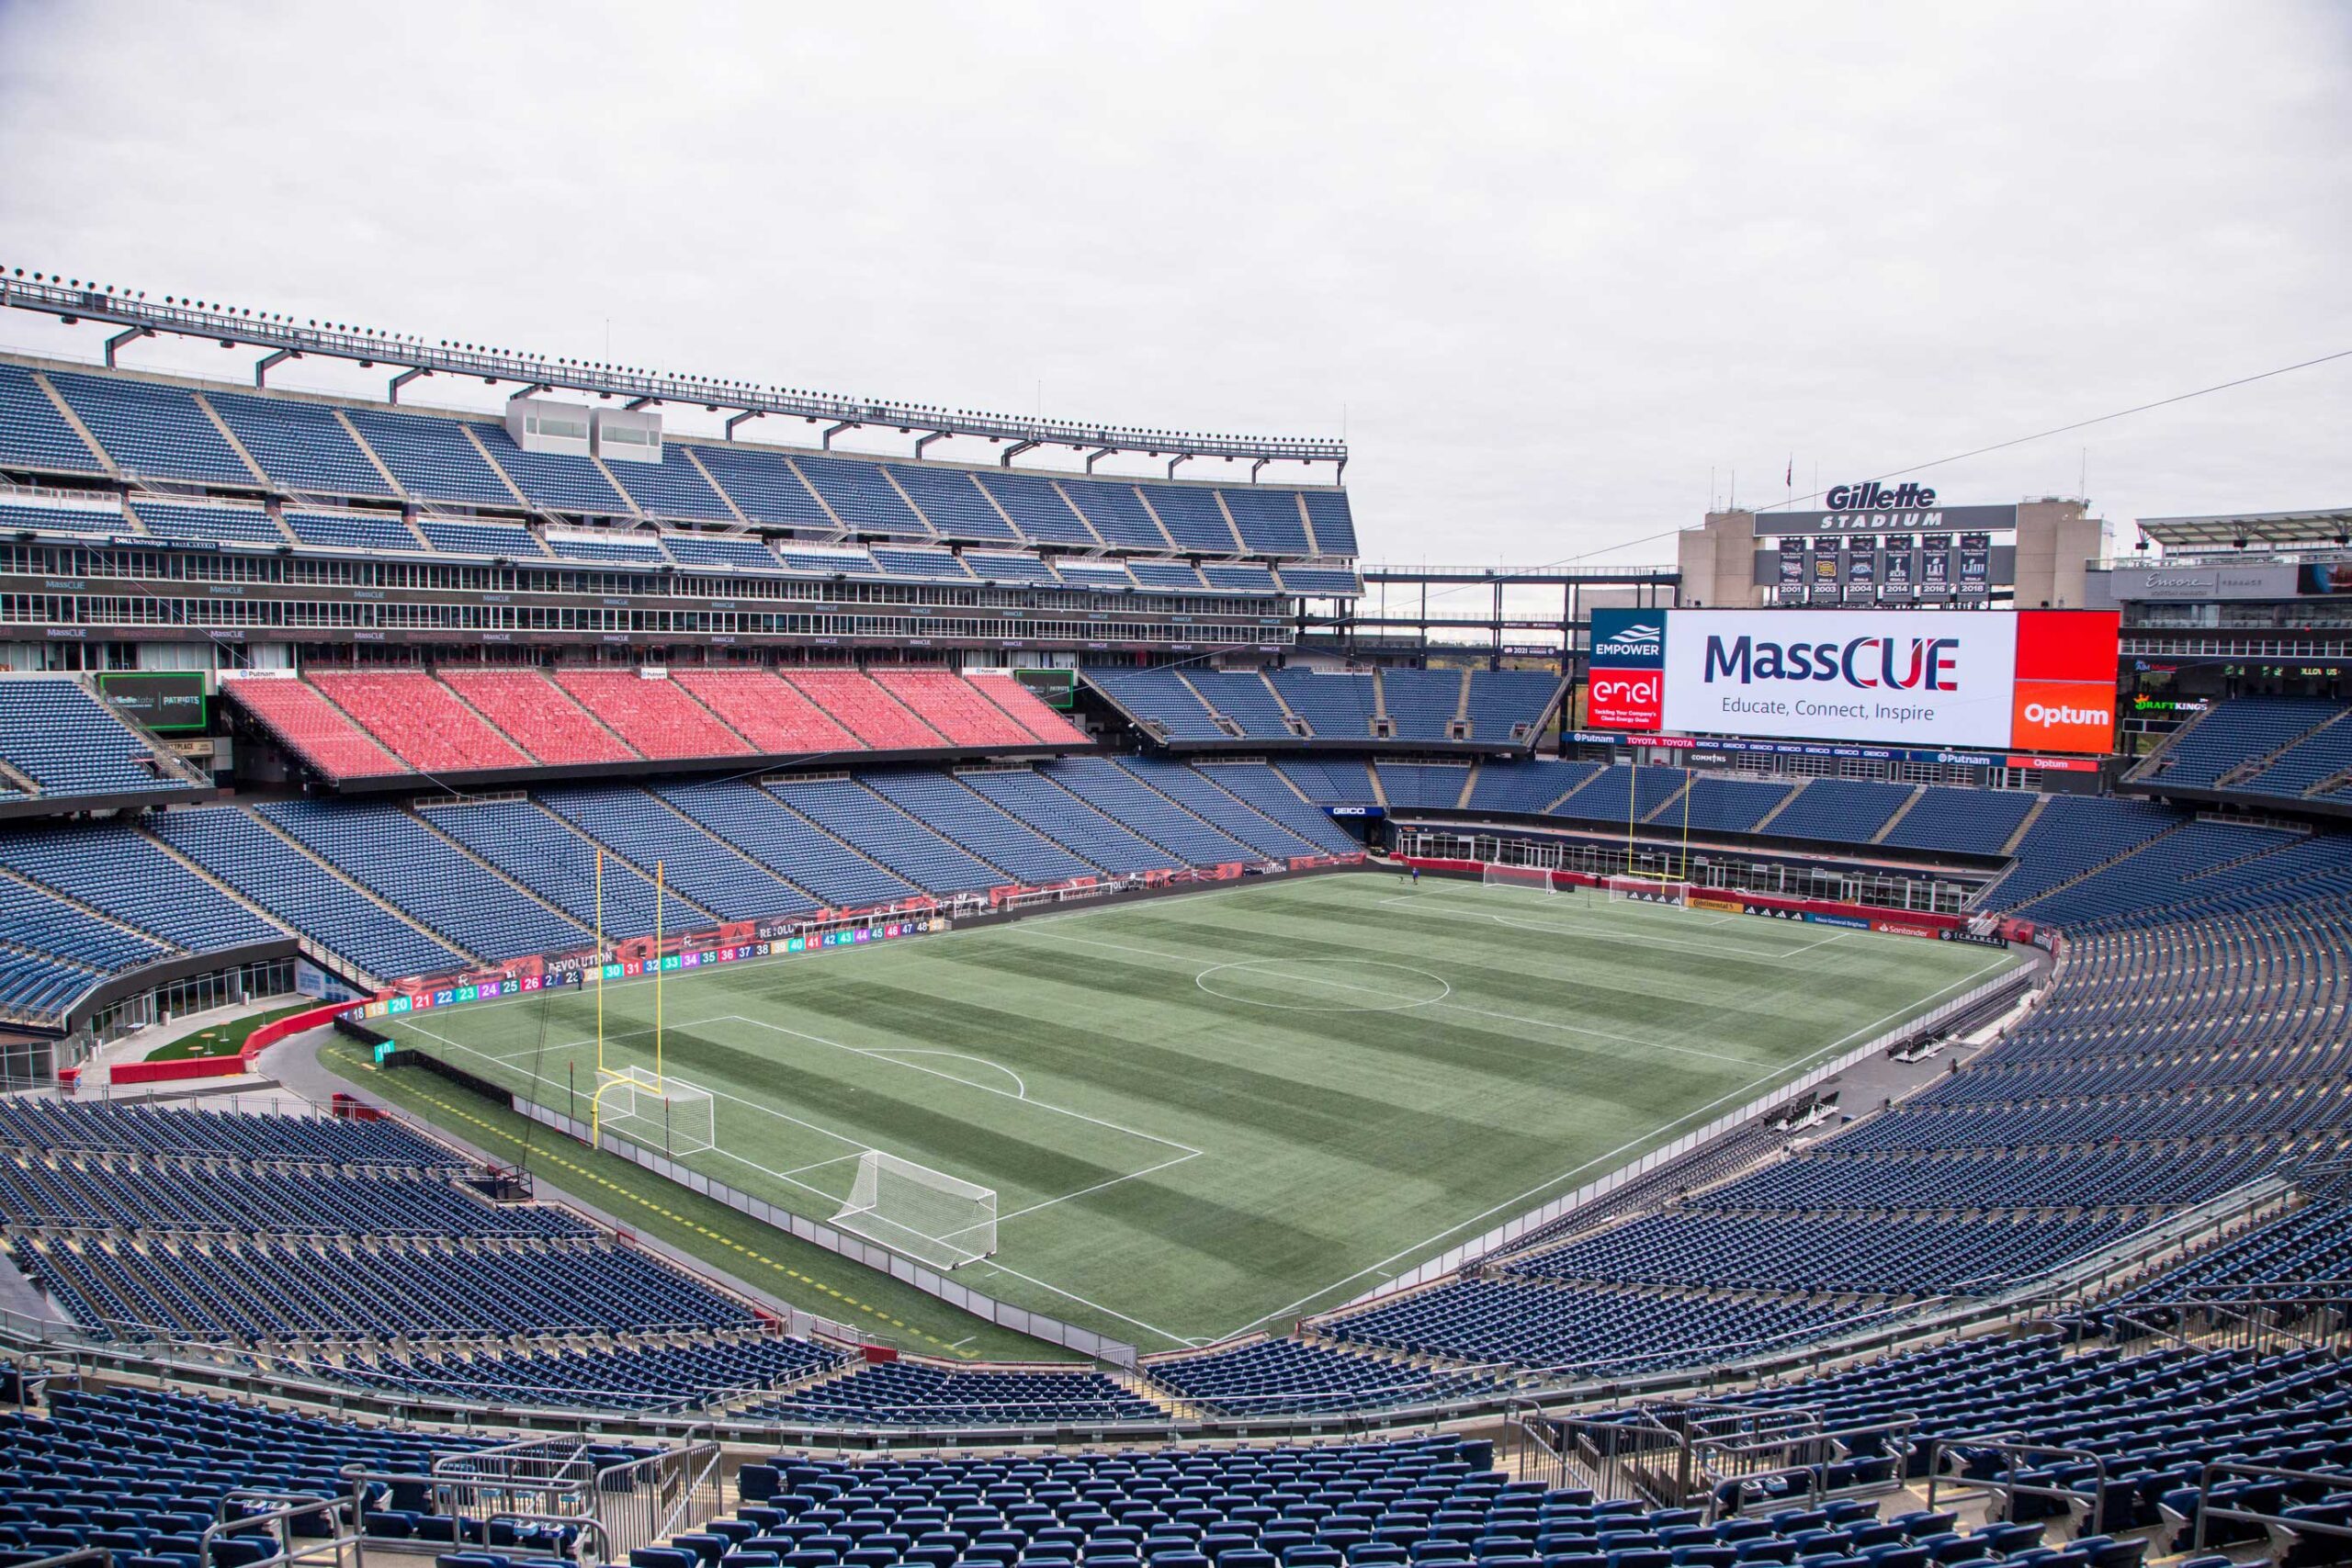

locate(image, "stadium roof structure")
[[2139, 504, 2352, 550], [0, 270, 1347, 479]]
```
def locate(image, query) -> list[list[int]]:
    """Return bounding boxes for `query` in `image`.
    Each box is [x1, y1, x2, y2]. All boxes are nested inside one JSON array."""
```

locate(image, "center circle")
[[1194, 958, 1453, 1013]]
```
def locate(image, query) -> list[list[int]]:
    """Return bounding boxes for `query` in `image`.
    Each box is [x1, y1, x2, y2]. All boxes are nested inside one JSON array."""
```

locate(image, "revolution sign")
[[1587, 607, 2118, 753]]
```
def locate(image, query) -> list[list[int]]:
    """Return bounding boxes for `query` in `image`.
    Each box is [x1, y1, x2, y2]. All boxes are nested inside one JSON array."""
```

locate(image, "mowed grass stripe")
[[384, 873, 2015, 1351]]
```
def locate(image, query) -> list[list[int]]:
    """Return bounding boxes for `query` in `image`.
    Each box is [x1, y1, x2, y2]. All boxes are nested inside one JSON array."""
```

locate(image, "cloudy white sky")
[[0, 0, 2345, 572]]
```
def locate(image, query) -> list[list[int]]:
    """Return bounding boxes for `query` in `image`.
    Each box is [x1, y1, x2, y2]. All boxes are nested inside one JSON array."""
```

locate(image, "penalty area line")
[[1216, 946, 2018, 1338]]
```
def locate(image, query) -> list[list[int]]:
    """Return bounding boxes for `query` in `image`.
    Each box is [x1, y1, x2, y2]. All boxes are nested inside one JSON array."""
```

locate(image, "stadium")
[[0, 7, 2347, 1566]]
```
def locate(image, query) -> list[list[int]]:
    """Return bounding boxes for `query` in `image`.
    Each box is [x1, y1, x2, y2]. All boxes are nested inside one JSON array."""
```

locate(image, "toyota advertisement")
[[1588, 607, 2119, 754]]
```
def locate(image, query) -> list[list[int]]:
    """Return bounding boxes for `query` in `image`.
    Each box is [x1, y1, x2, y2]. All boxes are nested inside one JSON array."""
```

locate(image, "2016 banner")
[[1587, 607, 2117, 753]]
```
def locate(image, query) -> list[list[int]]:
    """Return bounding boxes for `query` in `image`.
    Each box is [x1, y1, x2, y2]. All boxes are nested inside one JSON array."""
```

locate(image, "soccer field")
[[382, 873, 2019, 1354]]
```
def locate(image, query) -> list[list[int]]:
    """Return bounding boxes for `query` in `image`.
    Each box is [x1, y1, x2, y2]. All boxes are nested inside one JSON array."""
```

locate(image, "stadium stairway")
[[0, 860, 207, 962], [1997, 794, 2052, 858], [402, 800, 610, 936], [1112, 758, 1326, 861], [26, 367, 116, 470], [1170, 671, 1238, 739], [786, 670, 952, 750], [1636, 773, 1693, 825], [762, 777, 973, 898], [1868, 785, 1928, 845], [422, 795, 718, 935], [1259, 672, 1310, 735], [2217, 705, 2352, 790], [1977, 815, 2190, 913], [187, 389, 279, 482], [1748, 776, 1808, 833], [230, 674, 411, 779], [1044, 757, 1257, 865], [228, 802, 489, 970], [126, 821, 320, 953]]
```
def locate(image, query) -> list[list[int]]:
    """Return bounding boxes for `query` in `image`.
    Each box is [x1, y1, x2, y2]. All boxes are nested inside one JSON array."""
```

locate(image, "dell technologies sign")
[[1588, 607, 2119, 753]]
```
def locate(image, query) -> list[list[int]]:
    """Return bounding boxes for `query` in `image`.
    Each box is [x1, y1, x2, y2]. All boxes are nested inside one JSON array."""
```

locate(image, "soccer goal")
[[1481, 862, 1556, 894], [594, 1066, 718, 1156], [831, 1149, 999, 1270], [1605, 874, 1691, 908]]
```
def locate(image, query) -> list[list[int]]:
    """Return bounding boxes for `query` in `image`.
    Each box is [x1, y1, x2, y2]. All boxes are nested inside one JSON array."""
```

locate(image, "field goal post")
[[832, 1149, 998, 1270], [1605, 874, 1692, 908], [1481, 862, 1557, 895], [593, 1066, 717, 1156]]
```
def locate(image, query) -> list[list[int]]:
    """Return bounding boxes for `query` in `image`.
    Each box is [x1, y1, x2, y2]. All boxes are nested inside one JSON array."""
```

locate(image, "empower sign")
[[1588, 607, 2118, 753]]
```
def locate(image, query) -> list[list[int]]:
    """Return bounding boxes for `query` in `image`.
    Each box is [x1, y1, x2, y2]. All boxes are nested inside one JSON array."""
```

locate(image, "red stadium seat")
[[871, 670, 1035, 747], [309, 671, 533, 773], [438, 669, 640, 765], [227, 677, 410, 779], [550, 669, 752, 760], [670, 669, 863, 754], [970, 671, 1089, 743], [781, 670, 946, 750]]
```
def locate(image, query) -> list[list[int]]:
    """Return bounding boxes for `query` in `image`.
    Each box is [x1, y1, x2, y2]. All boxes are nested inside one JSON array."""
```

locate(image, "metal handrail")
[[487, 1514, 613, 1566], [198, 1492, 356, 1568], [2192, 1461, 2352, 1552], [1926, 1434, 2110, 1536], [21, 1551, 119, 1568], [1695, 1414, 1916, 1480]]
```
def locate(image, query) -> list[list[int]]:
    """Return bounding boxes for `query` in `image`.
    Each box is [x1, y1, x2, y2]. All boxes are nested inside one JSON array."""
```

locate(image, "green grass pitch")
[[380, 872, 2018, 1355]]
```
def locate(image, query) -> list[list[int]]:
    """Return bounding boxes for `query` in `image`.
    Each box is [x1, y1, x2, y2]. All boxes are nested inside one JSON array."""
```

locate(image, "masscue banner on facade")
[[1587, 607, 2118, 754]]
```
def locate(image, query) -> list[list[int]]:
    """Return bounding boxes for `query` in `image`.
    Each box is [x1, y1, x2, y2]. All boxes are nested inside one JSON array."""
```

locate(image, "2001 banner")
[[1587, 606, 2117, 754]]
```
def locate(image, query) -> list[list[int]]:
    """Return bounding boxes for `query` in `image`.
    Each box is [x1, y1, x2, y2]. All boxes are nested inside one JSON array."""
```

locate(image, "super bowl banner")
[[1588, 607, 2118, 754]]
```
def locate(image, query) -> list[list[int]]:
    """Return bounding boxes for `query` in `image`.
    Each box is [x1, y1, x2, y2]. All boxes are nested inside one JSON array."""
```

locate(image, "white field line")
[[406, 1012, 1194, 1220], [719, 1015, 1198, 1159], [987, 1149, 1203, 1225], [399, 1024, 871, 1201], [1467, 882, 1749, 927], [1376, 889, 1849, 960], [397, 878, 1258, 1026], [386, 874, 2009, 1347], [962, 1256, 1206, 1349], [1217, 947, 2018, 1337], [1034, 927, 1758, 1067], [858, 1048, 1030, 1099]]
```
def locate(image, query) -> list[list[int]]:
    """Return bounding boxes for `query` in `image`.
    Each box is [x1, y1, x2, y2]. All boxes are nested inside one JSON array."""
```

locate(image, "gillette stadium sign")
[[1588, 607, 2119, 753], [1768, 482, 2019, 536]]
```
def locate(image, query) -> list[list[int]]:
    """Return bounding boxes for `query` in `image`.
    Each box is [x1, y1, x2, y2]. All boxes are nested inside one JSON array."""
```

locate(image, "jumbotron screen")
[[1586, 607, 2120, 754]]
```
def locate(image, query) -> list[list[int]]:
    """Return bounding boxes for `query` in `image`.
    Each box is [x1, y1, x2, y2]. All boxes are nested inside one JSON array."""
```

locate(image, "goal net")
[[1605, 874, 1691, 908], [832, 1150, 998, 1270], [1481, 863, 1556, 894], [596, 1068, 717, 1156]]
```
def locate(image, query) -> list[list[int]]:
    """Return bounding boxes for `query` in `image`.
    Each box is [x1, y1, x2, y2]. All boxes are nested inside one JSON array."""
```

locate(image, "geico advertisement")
[[1639, 609, 2117, 752]]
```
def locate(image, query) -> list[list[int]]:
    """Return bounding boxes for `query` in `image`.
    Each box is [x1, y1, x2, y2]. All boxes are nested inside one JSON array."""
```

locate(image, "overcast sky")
[[0, 0, 2346, 578]]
